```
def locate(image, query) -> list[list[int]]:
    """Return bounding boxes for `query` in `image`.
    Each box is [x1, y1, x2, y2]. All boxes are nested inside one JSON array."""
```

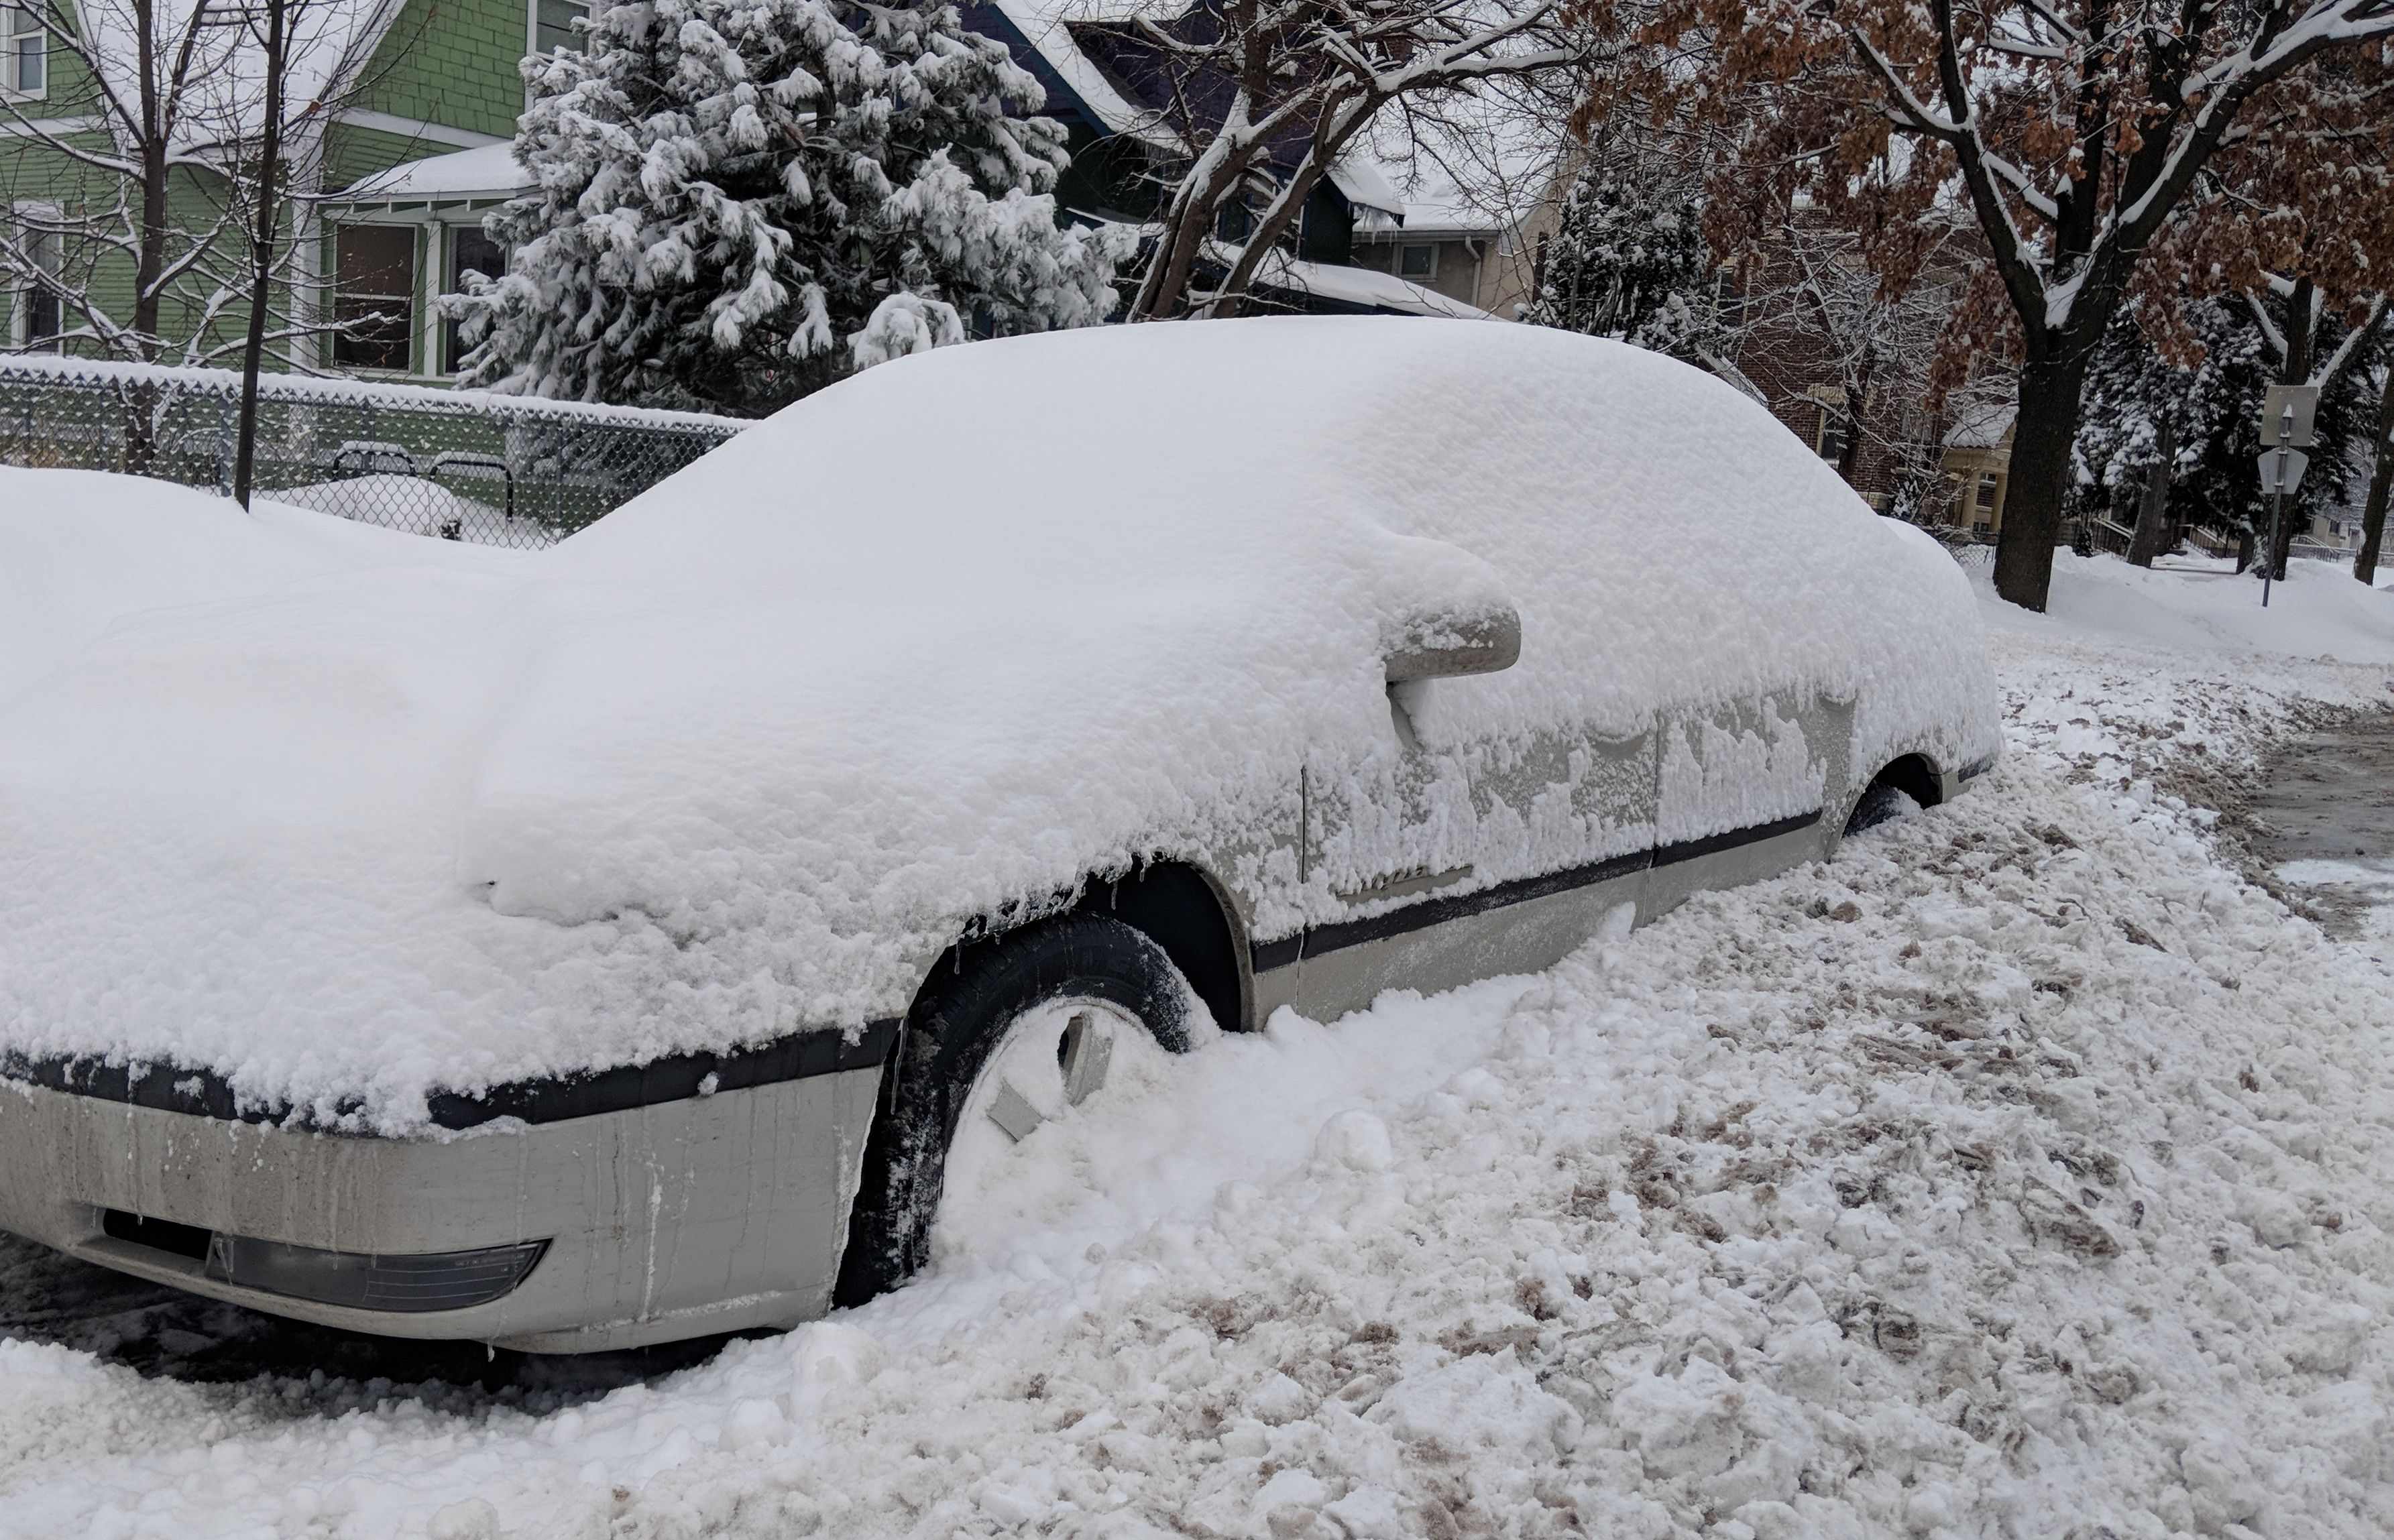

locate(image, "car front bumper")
[[0, 1063, 884, 1352]]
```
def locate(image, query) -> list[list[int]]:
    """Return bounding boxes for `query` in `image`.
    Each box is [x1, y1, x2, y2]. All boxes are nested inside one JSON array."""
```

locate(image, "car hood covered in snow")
[[0, 320, 1998, 1129]]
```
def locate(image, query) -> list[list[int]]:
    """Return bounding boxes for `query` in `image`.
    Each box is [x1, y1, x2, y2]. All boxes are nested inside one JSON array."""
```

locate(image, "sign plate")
[[2257, 447, 2311, 495], [2260, 384, 2320, 448]]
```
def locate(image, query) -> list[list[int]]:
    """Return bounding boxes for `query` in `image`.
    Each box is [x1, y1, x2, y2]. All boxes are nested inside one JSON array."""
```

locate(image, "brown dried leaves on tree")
[[1594, 0, 2394, 609]]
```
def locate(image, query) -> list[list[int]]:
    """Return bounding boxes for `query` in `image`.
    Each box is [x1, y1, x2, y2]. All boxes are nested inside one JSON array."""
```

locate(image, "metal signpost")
[[2257, 384, 2320, 608]]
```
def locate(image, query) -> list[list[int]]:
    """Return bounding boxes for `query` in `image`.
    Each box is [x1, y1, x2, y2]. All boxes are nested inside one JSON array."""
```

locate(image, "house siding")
[[353, 0, 532, 144]]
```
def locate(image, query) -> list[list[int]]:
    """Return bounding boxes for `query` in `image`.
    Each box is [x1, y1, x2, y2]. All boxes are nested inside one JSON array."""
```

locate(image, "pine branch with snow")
[[1525, 144, 1715, 361], [447, 0, 1129, 414]]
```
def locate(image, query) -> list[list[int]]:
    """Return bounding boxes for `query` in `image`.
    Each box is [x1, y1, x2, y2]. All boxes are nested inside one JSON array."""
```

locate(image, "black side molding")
[[1648, 811, 1823, 870], [3, 1020, 902, 1132], [1249, 809, 1821, 969], [426, 1020, 899, 1129]]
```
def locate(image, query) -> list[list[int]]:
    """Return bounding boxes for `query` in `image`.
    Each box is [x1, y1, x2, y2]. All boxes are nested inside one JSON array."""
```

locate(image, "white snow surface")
[[1976, 550, 2394, 665], [2, 556, 2391, 1536], [343, 143, 530, 200], [0, 318, 1992, 1127]]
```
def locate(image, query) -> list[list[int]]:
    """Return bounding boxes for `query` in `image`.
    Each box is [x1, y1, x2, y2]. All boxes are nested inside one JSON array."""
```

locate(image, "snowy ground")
[[3, 553, 2393, 1540]]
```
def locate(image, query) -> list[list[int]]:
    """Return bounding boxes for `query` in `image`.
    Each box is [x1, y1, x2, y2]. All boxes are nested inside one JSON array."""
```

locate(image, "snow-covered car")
[[0, 319, 2001, 1352]]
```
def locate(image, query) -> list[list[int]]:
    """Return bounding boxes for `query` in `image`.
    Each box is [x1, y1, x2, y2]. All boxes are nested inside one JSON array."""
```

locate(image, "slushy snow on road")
[[1, 546, 2389, 1537]]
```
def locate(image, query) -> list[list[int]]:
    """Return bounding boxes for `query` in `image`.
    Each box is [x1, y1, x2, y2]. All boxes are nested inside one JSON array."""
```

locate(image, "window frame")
[[1, 3, 47, 100], [330, 221, 420, 375], [528, 0, 591, 56], [1398, 243, 1438, 281], [439, 221, 506, 375], [9, 200, 63, 350]]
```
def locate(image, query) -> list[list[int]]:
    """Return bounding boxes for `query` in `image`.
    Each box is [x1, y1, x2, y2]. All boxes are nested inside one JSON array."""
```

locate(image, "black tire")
[[1844, 780, 1921, 836], [832, 913, 1196, 1307]]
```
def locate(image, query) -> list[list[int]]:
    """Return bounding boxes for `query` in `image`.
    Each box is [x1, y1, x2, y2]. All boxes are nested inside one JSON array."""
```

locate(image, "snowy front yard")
[[3, 555, 2392, 1539]]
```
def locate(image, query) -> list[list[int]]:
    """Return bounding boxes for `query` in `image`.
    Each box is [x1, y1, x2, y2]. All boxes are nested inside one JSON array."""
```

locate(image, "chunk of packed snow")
[[0, 318, 1994, 1126]]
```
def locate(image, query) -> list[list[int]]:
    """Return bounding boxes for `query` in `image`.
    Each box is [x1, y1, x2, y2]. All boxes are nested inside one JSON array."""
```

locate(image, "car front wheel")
[[832, 913, 1197, 1307]]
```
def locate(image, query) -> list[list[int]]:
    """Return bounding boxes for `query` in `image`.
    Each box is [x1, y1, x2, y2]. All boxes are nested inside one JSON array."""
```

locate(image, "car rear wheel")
[[1844, 780, 1922, 835], [832, 913, 1197, 1307]]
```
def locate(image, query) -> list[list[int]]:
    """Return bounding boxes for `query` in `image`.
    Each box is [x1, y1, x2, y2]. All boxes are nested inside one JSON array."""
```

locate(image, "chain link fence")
[[0, 355, 748, 548]]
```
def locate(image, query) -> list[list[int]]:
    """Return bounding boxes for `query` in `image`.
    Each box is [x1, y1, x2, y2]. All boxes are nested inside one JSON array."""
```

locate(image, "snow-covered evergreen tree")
[[1526, 137, 1715, 360], [449, 0, 1129, 414], [2075, 296, 2380, 552]]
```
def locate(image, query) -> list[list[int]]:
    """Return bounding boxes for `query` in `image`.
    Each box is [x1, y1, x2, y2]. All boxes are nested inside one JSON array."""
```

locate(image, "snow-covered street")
[[1, 554, 2389, 1538]]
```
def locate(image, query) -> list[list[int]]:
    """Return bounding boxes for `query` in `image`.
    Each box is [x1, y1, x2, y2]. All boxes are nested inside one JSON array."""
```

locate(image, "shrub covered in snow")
[[447, 0, 1128, 414]]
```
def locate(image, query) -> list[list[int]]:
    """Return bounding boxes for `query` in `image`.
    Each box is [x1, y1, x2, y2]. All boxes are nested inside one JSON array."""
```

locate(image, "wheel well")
[[1073, 860, 1248, 1033], [1867, 754, 1944, 811]]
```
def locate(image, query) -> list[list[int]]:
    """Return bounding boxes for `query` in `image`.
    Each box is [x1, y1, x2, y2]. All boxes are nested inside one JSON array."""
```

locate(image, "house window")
[[1399, 243, 1437, 280], [11, 205, 60, 349], [333, 224, 416, 372], [2, 4, 44, 97], [1973, 473, 1999, 528], [1816, 404, 1848, 464], [533, 0, 589, 54], [441, 223, 505, 373]]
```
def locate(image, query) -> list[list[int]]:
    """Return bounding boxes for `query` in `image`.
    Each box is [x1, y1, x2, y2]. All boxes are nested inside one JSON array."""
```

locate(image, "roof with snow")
[[337, 143, 530, 203], [1945, 400, 2016, 451], [1351, 194, 1507, 241], [72, 0, 403, 146], [1250, 251, 1491, 318], [966, 0, 1163, 141]]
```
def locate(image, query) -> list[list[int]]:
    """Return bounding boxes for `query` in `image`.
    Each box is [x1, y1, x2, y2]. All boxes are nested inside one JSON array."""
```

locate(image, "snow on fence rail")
[[0, 355, 747, 548]]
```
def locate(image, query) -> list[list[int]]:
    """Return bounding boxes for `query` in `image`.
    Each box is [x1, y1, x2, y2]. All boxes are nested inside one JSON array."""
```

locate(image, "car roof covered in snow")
[[0, 319, 1995, 1127]]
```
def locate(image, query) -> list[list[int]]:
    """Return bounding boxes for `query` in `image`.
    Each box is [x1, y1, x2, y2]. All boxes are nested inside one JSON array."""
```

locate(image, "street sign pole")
[[2264, 445, 2283, 609], [2256, 386, 2322, 608]]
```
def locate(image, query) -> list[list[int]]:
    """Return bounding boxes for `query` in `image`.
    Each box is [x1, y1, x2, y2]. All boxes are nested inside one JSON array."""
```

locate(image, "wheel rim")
[[944, 996, 1141, 1205]]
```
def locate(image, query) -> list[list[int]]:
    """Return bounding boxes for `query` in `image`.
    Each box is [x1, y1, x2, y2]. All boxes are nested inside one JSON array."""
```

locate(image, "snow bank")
[[0, 471, 518, 699], [1, 633, 2386, 1537], [1976, 550, 2394, 665], [0, 319, 1993, 1125]]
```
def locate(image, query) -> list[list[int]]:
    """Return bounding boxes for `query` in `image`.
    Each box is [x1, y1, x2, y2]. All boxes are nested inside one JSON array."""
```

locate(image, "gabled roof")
[[1944, 400, 2016, 450], [967, 0, 1161, 141], [68, 0, 406, 147], [964, 0, 1408, 223]]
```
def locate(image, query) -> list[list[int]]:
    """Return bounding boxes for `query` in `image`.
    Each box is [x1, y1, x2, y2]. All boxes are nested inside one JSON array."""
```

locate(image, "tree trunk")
[[2356, 368, 2394, 587], [232, 0, 285, 512], [1992, 350, 2093, 611], [123, 0, 168, 475], [2126, 417, 2176, 567]]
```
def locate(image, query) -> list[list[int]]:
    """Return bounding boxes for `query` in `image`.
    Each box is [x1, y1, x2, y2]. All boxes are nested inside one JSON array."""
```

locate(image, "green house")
[[1, 0, 589, 378], [4, 0, 1491, 381]]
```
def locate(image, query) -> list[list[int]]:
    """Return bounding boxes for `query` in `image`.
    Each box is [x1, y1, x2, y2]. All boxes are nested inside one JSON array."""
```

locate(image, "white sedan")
[[0, 318, 2000, 1350]]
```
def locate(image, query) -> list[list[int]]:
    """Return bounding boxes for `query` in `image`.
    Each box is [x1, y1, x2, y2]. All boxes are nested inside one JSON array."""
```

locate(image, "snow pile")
[[1976, 551, 2394, 666], [0, 472, 517, 701], [1, 610, 2387, 1537], [0, 318, 1994, 1125]]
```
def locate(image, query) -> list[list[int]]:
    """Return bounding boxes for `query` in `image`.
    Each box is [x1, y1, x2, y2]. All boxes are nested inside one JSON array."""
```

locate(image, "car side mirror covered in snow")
[[1382, 607, 1522, 684]]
